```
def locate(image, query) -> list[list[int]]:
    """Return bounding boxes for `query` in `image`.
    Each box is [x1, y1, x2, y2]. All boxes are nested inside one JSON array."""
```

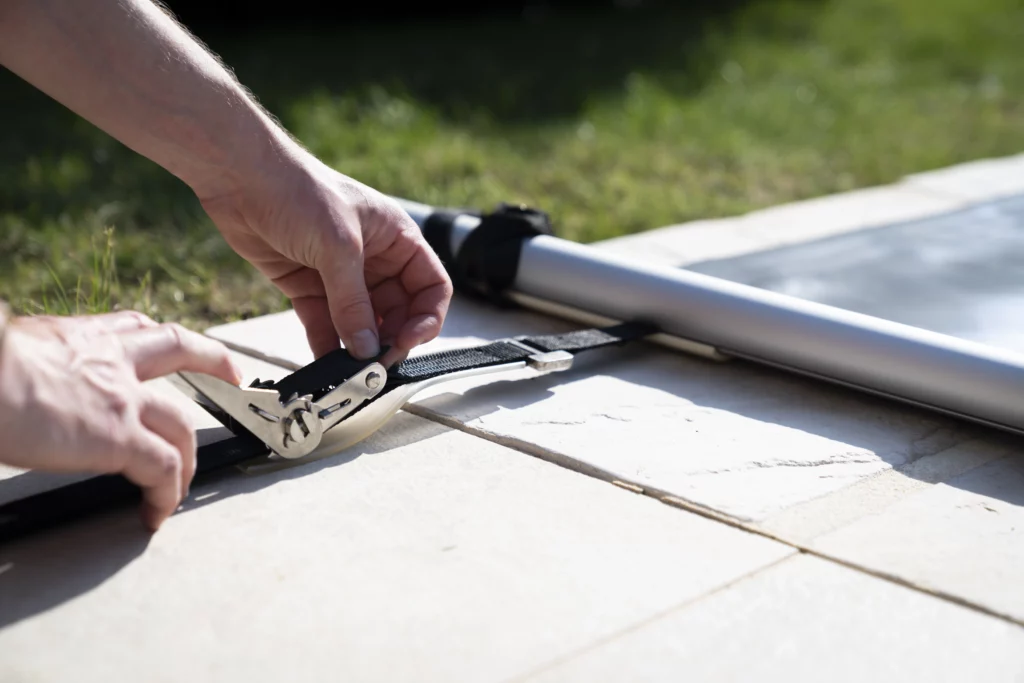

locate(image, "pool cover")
[[685, 193, 1024, 355]]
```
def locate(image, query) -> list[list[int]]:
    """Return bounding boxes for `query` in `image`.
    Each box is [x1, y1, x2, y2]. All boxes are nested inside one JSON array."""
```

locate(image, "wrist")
[[175, 93, 306, 201], [0, 302, 9, 352]]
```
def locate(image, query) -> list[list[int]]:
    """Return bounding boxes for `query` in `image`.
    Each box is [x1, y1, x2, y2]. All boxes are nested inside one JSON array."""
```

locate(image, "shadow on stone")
[[174, 408, 451, 516], [0, 511, 151, 630], [0, 416, 451, 629]]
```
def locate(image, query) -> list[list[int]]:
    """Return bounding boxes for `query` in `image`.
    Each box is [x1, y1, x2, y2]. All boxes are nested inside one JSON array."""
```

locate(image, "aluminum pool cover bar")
[[396, 197, 1024, 437]]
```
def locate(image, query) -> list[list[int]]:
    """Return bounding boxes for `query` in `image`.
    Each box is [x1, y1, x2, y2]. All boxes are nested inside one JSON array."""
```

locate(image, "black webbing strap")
[[384, 321, 654, 387], [0, 322, 654, 545], [423, 202, 554, 306]]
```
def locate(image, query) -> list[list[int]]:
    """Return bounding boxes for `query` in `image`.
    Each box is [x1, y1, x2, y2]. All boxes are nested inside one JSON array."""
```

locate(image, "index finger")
[[120, 323, 243, 385], [394, 243, 453, 352]]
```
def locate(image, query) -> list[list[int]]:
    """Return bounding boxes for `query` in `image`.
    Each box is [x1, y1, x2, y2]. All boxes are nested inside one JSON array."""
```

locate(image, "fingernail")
[[350, 329, 380, 359]]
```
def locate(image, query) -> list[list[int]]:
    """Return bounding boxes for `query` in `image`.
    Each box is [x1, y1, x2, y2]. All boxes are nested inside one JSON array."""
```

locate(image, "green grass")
[[3, 0, 1024, 326]]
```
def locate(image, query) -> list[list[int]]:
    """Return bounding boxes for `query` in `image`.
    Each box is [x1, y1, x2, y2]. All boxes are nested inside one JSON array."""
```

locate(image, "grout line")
[[402, 403, 1024, 630], [218, 346, 1024, 629], [500, 553, 799, 683], [653, 489, 1024, 627]]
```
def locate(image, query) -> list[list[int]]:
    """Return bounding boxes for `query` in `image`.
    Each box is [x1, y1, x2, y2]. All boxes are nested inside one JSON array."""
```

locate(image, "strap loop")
[[423, 202, 554, 306]]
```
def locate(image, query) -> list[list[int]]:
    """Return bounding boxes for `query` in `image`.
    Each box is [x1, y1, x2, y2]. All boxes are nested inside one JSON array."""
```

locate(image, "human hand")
[[196, 150, 453, 366], [0, 0, 447, 364], [0, 311, 243, 531]]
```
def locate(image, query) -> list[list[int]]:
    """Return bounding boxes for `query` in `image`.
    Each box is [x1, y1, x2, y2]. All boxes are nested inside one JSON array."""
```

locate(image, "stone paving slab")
[[904, 153, 1024, 203], [811, 454, 1024, 623], [0, 352, 792, 683], [567, 151, 1024, 624], [519, 554, 1024, 683], [756, 436, 1015, 542], [592, 182, 966, 268], [207, 298, 993, 523]]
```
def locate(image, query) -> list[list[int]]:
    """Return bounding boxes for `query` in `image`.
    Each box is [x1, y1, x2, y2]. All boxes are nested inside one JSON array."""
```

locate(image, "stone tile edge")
[[594, 152, 1024, 253], [206, 334, 1024, 629]]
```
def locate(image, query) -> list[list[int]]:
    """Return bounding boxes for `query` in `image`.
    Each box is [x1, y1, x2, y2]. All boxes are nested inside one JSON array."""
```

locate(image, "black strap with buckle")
[[0, 321, 654, 544]]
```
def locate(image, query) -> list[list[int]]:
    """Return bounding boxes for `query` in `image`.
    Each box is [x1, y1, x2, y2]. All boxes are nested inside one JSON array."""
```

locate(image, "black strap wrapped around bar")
[[423, 202, 554, 306], [0, 322, 654, 545]]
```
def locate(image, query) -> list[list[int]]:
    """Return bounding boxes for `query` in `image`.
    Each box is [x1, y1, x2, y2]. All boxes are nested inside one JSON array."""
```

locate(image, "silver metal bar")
[[504, 291, 729, 362], [394, 197, 1024, 436]]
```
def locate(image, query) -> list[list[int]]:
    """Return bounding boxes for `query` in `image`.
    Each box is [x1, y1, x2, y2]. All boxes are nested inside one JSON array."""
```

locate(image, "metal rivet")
[[282, 416, 305, 447], [365, 372, 382, 390]]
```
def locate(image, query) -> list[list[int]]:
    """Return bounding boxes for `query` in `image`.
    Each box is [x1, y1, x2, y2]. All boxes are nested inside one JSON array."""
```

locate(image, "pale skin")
[[0, 0, 453, 530]]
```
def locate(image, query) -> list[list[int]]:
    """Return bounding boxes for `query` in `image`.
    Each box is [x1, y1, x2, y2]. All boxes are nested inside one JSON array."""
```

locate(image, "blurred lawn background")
[[1, 0, 1023, 327]]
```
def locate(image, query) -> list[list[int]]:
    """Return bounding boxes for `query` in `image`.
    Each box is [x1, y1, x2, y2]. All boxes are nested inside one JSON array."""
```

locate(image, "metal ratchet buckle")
[[176, 344, 575, 473]]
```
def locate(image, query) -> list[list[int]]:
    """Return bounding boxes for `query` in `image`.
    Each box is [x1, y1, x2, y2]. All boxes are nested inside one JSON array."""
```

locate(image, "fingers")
[[380, 347, 409, 369], [292, 296, 341, 359], [392, 236, 452, 352], [364, 214, 451, 355], [120, 323, 243, 384], [139, 386, 197, 505], [396, 281, 452, 352], [122, 387, 199, 531], [369, 278, 410, 347], [318, 238, 381, 360], [119, 428, 184, 532], [267, 267, 341, 360]]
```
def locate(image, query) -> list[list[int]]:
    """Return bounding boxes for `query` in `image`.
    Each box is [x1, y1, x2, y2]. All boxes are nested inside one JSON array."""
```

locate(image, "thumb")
[[320, 255, 380, 360]]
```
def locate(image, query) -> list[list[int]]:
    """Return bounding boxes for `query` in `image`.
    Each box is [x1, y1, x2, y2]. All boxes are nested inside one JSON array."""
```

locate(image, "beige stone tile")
[[811, 454, 1024, 623], [520, 555, 1024, 683], [904, 153, 1024, 202], [757, 437, 1014, 542], [206, 300, 992, 522], [0, 392, 790, 682], [593, 183, 964, 268]]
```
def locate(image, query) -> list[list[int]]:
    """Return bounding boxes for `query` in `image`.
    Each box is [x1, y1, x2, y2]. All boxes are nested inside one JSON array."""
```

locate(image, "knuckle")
[[164, 322, 186, 345], [336, 294, 374, 318], [378, 202, 419, 238], [161, 322, 192, 354], [323, 222, 360, 254], [378, 198, 408, 225], [106, 397, 133, 433], [160, 394, 193, 432], [142, 388, 195, 439], [174, 412, 196, 449], [126, 311, 157, 327], [96, 383, 138, 442], [102, 414, 142, 470], [148, 446, 182, 480]]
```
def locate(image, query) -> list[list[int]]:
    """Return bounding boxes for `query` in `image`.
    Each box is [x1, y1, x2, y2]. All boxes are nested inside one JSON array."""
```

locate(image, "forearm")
[[0, 0, 296, 195]]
